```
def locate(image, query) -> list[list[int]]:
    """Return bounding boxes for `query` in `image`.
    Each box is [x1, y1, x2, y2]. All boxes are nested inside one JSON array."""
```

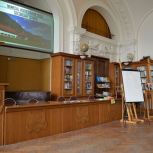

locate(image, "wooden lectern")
[[0, 83, 9, 145]]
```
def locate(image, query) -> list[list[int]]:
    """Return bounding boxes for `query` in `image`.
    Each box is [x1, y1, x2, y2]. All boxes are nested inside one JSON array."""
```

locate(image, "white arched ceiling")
[[64, 0, 77, 26], [78, 1, 121, 41], [137, 9, 153, 61]]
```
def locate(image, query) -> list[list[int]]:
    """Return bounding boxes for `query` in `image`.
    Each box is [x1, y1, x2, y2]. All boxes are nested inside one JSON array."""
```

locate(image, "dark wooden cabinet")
[[91, 55, 110, 97]]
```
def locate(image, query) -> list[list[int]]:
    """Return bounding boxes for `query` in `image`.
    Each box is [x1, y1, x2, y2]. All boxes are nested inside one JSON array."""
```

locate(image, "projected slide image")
[[0, 11, 51, 50]]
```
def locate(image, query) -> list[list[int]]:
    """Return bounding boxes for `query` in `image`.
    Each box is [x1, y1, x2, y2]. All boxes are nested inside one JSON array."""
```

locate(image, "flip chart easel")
[[119, 59, 144, 124], [143, 58, 153, 121]]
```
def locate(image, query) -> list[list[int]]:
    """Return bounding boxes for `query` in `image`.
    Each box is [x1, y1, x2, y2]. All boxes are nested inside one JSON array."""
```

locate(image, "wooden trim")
[[0, 83, 9, 86], [75, 59, 83, 96], [5, 99, 121, 113], [50, 52, 96, 61], [0, 42, 4, 46]]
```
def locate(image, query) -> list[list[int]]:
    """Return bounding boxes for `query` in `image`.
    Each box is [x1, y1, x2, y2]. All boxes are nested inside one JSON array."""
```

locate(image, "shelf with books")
[[64, 59, 74, 95], [84, 62, 94, 96], [97, 87, 110, 89], [97, 82, 110, 88], [65, 73, 72, 76]]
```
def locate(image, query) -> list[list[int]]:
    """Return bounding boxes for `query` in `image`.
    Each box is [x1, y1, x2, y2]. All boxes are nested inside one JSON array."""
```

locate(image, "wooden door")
[[75, 59, 83, 97], [62, 57, 75, 97], [83, 60, 94, 96]]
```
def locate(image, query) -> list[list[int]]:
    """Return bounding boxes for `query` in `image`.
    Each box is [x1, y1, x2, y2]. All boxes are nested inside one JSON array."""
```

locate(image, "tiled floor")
[[0, 120, 153, 153]]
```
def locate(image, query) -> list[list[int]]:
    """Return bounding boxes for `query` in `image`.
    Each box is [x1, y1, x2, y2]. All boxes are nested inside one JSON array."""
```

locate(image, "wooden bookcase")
[[51, 52, 95, 100], [109, 60, 153, 97], [109, 63, 121, 97], [91, 55, 110, 97]]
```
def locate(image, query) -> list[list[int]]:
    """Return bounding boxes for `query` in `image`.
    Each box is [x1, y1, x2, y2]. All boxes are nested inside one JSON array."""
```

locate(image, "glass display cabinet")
[[63, 57, 75, 96], [83, 61, 94, 96], [75, 59, 83, 96], [136, 65, 147, 92], [51, 52, 95, 100]]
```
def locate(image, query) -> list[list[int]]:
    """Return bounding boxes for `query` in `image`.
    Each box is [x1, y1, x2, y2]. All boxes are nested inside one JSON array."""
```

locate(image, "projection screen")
[[0, 0, 54, 53]]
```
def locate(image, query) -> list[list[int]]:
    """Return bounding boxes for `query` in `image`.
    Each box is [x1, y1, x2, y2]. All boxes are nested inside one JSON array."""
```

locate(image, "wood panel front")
[[99, 100, 122, 124], [4, 99, 122, 145], [81, 104, 99, 129], [63, 106, 82, 132], [5, 107, 63, 145]]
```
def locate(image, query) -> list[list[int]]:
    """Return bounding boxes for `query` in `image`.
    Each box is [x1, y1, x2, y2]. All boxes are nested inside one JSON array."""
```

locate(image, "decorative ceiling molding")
[[108, 0, 134, 40]]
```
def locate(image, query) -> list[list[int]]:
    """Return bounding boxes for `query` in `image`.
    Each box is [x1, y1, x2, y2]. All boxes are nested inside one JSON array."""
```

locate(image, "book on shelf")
[[65, 60, 73, 66], [85, 90, 92, 94], [141, 78, 146, 83], [97, 76, 110, 82], [97, 83, 110, 88], [140, 71, 146, 77], [65, 67, 73, 74], [64, 82, 72, 89]]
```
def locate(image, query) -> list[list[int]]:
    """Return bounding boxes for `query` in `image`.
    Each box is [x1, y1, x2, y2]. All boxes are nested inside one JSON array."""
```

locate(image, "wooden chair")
[[5, 98, 16, 106], [69, 96, 77, 101], [88, 95, 95, 100], [27, 98, 38, 104], [57, 96, 66, 102]]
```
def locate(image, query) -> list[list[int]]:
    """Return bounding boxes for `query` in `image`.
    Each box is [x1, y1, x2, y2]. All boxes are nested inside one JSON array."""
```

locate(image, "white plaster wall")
[[56, 0, 70, 53], [72, 0, 112, 24], [138, 12, 153, 60], [125, 0, 153, 60], [125, 0, 153, 36]]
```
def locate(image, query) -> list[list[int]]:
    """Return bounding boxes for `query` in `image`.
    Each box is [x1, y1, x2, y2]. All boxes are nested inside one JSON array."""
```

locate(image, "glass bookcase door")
[[136, 66, 147, 92], [75, 60, 83, 96], [63, 58, 74, 96], [116, 66, 120, 87], [83, 61, 94, 96], [150, 65, 153, 82]]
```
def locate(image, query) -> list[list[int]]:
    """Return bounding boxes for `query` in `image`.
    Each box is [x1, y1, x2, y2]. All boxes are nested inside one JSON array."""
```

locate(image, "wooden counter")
[[4, 99, 122, 145]]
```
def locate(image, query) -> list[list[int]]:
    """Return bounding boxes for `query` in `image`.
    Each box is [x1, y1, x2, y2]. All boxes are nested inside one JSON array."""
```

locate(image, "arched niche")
[[78, 1, 121, 41], [137, 9, 153, 60]]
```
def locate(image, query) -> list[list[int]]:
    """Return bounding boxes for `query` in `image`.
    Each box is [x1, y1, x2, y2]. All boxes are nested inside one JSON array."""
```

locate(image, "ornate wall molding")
[[69, 26, 136, 62], [76, 106, 89, 124], [83, 32, 118, 62], [27, 111, 47, 133], [69, 26, 86, 54], [119, 39, 136, 62], [109, 0, 134, 40]]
